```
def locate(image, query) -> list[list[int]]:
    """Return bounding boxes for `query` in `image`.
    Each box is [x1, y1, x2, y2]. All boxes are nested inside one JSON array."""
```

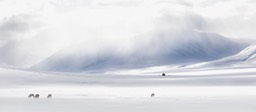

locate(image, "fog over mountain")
[[33, 30, 247, 72], [0, 0, 256, 71]]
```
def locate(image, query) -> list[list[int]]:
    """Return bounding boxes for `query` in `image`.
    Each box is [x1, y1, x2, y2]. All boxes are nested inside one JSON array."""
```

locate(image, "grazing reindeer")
[[151, 93, 155, 97], [47, 94, 52, 98], [34, 94, 40, 98], [28, 94, 34, 98]]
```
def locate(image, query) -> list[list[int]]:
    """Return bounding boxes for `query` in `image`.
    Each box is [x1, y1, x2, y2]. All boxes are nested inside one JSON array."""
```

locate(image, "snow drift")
[[32, 30, 247, 72]]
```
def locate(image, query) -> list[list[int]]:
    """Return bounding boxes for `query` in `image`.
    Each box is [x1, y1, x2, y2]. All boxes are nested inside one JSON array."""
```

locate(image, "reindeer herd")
[[26, 73, 166, 99], [27, 93, 156, 98], [28, 94, 52, 99]]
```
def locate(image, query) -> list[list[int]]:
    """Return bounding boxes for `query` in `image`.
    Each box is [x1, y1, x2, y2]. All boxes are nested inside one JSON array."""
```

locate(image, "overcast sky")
[[0, 0, 256, 68]]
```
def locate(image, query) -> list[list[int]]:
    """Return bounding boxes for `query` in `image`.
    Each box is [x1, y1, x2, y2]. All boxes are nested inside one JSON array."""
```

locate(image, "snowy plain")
[[1, 67, 256, 112], [1, 42, 256, 111]]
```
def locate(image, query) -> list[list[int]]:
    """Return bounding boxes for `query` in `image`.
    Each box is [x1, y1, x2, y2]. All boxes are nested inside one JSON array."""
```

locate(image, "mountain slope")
[[188, 42, 256, 68], [32, 31, 248, 72]]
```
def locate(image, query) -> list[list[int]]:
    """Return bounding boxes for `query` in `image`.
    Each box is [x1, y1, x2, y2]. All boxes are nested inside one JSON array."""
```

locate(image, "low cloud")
[[0, 15, 32, 41], [0, 15, 43, 68]]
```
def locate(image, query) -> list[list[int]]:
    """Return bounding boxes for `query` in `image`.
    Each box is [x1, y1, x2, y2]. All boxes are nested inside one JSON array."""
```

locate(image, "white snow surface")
[[1, 67, 256, 112]]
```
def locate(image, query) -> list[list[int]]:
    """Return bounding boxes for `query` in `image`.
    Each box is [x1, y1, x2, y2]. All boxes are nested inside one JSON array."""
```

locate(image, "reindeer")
[[34, 94, 40, 98], [28, 94, 34, 98], [151, 93, 155, 97], [47, 94, 52, 98]]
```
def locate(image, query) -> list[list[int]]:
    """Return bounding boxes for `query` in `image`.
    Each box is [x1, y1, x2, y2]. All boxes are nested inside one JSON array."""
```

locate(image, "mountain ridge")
[[32, 31, 248, 72]]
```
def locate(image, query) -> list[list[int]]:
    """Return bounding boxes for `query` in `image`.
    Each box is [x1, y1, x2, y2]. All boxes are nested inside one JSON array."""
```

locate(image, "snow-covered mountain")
[[238, 43, 256, 63], [32, 31, 248, 72], [188, 42, 256, 68]]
